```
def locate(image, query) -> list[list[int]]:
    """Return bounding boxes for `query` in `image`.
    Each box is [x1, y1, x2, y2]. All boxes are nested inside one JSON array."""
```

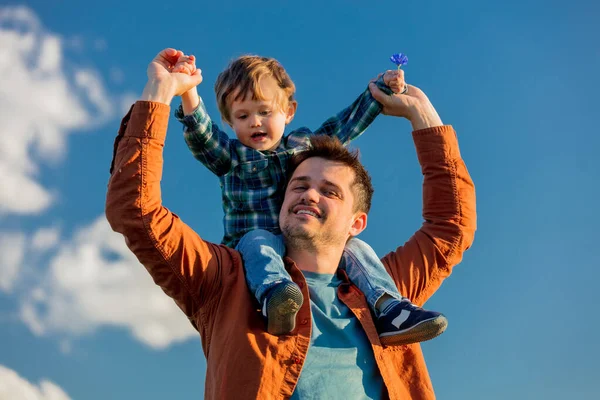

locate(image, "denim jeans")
[[236, 229, 402, 309]]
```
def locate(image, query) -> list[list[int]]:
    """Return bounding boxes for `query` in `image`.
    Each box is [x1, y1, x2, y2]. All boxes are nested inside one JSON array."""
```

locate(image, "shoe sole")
[[266, 284, 303, 335], [379, 315, 448, 346]]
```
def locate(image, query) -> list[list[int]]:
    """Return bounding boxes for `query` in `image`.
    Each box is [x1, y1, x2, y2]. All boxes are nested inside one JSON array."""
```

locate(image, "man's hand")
[[369, 76, 443, 131], [141, 48, 203, 105]]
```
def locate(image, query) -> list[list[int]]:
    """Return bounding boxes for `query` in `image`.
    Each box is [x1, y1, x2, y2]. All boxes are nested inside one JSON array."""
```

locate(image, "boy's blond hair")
[[215, 55, 296, 125]]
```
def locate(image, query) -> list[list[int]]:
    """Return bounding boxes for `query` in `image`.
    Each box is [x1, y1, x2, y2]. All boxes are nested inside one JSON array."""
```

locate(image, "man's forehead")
[[291, 158, 354, 185]]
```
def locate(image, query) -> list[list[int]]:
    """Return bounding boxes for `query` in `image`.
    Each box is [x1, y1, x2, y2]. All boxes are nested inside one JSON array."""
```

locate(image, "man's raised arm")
[[105, 49, 236, 325], [369, 83, 477, 306]]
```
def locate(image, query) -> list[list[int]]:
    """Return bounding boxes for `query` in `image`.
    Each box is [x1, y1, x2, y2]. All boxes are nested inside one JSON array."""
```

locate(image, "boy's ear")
[[285, 100, 298, 124]]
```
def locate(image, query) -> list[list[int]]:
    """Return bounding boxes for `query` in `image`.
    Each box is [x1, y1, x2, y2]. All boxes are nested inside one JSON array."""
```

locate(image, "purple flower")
[[390, 53, 408, 68]]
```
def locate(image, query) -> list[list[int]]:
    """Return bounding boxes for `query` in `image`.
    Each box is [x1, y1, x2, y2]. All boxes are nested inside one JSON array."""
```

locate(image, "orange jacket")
[[106, 101, 477, 400]]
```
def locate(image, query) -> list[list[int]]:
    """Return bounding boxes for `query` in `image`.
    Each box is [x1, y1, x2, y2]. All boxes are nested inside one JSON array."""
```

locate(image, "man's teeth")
[[297, 210, 318, 217]]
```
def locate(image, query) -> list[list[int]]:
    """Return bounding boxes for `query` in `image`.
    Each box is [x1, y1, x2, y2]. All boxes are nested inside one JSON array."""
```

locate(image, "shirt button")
[[252, 166, 257, 172]]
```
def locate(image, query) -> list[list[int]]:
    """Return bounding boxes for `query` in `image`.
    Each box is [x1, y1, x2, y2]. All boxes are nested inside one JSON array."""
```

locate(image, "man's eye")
[[292, 186, 307, 192], [325, 190, 338, 197]]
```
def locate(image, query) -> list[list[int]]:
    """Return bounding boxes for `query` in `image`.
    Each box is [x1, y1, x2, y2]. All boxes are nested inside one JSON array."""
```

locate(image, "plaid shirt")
[[175, 78, 392, 247]]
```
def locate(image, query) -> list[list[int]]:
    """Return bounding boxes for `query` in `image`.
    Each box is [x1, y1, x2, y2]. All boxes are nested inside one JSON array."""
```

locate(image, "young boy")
[[172, 53, 447, 346]]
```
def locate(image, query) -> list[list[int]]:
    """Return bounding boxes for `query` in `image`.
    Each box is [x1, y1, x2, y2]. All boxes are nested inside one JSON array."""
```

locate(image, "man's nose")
[[301, 187, 320, 204]]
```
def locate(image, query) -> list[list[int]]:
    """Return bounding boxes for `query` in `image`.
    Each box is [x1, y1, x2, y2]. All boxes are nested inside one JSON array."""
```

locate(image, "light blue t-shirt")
[[290, 271, 385, 400]]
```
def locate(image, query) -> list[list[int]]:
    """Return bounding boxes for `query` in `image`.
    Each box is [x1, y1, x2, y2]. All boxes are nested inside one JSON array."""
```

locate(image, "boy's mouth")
[[251, 132, 267, 140]]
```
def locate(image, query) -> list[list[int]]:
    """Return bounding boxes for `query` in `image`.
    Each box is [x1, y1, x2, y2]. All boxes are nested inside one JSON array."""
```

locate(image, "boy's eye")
[[237, 115, 247, 120], [259, 110, 271, 116]]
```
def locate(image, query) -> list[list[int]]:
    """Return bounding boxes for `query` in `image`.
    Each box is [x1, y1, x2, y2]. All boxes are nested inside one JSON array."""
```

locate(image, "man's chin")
[[281, 224, 314, 242]]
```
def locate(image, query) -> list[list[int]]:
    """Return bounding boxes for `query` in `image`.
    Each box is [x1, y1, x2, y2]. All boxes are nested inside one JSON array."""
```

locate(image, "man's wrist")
[[408, 103, 443, 131], [140, 78, 176, 105]]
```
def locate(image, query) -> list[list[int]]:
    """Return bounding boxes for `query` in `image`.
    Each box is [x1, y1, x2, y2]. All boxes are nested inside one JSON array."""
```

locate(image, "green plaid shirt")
[[175, 78, 392, 247]]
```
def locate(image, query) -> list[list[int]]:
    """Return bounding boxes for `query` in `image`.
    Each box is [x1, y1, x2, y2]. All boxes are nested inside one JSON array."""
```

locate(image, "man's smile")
[[292, 205, 323, 219]]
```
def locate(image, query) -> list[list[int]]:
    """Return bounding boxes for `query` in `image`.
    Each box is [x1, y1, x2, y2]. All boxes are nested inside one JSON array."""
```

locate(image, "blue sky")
[[0, 0, 598, 398]]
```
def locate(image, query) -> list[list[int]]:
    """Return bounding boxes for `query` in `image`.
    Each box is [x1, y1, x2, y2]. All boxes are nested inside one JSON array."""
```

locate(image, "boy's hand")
[[172, 54, 202, 114], [382, 69, 406, 94], [173, 54, 198, 76], [141, 48, 203, 104]]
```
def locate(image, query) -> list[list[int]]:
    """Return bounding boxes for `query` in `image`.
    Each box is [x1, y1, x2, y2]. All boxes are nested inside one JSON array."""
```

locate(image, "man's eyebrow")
[[323, 179, 343, 193], [289, 176, 310, 184], [289, 176, 343, 192]]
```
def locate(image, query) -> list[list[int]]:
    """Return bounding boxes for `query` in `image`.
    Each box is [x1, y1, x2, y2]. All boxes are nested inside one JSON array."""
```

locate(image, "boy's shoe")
[[262, 281, 304, 335], [376, 299, 448, 346]]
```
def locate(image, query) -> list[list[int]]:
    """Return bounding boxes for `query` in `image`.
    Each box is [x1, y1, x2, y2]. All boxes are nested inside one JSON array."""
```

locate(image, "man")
[[106, 48, 476, 399]]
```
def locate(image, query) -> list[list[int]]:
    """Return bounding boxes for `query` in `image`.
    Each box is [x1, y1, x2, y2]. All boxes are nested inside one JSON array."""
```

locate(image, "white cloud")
[[0, 232, 26, 292], [0, 5, 113, 216], [31, 227, 61, 252], [0, 365, 71, 400], [0, 6, 195, 351], [20, 216, 197, 349]]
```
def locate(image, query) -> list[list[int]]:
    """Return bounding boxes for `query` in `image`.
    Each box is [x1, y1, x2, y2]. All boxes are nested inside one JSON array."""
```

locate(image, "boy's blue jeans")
[[236, 229, 402, 309]]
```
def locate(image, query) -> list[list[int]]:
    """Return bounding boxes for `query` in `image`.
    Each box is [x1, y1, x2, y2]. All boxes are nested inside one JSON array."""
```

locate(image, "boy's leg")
[[344, 238, 448, 346], [236, 229, 303, 335]]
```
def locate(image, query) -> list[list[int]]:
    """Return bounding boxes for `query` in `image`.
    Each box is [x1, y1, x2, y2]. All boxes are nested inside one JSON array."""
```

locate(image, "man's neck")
[[286, 243, 346, 275]]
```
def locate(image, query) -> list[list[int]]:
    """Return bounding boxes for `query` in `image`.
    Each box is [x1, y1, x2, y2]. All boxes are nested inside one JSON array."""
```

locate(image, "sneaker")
[[376, 299, 448, 346], [262, 281, 304, 335]]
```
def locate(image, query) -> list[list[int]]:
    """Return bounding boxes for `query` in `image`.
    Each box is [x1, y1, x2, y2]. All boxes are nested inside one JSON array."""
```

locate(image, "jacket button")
[[298, 282, 304, 288], [301, 319, 308, 325], [293, 357, 302, 364]]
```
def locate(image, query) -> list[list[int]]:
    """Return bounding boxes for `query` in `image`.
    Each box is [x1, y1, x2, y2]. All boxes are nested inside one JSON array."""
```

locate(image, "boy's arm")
[[312, 76, 394, 144], [174, 88, 233, 176]]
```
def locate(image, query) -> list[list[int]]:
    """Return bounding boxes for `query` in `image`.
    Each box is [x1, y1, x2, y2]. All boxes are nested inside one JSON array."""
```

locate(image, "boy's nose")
[[250, 115, 262, 127]]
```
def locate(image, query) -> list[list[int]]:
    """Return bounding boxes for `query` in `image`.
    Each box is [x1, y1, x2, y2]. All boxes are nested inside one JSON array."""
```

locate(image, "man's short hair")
[[287, 135, 374, 214], [214, 55, 296, 125]]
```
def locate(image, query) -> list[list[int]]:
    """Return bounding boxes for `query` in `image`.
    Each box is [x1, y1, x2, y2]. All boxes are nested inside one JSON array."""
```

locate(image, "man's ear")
[[349, 212, 367, 237], [285, 100, 298, 124]]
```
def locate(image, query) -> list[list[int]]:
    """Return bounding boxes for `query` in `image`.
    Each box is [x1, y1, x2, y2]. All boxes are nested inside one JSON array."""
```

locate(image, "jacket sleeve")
[[105, 101, 240, 327], [380, 126, 477, 306]]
